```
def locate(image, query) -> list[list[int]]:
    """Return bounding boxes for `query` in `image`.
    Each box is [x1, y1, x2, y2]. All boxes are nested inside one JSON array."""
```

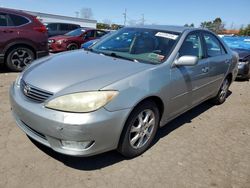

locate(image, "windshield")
[[65, 28, 85, 36], [91, 28, 180, 64], [222, 36, 250, 50]]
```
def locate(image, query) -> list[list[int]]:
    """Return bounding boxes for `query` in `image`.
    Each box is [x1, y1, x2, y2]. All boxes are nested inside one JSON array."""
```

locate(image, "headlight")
[[238, 61, 249, 66], [45, 91, 118, 113], [57, 39, 66, 45]]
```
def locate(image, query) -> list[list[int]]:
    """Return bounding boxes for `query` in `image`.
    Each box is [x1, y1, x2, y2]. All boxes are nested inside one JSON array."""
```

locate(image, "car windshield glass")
[[222, 36, 250, 50], [65, 28, 85, 36], [91, 28, 180, 64]]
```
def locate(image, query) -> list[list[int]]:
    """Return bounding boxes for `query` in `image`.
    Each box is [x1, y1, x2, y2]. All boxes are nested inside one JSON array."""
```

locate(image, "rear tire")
[[211, 77, 230, 105], [6, 47, 35, 72], [118, 101, 160, 158]]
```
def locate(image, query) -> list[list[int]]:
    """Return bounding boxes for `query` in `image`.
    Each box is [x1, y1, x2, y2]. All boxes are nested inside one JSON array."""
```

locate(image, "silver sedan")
[[10, 26, 238, 158]]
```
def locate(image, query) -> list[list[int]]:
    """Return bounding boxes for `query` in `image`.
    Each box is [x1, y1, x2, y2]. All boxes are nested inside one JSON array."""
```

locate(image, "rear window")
[[9, 14, 29, 26], [0, 14, 8, 26], [47, 23, 58, 31]]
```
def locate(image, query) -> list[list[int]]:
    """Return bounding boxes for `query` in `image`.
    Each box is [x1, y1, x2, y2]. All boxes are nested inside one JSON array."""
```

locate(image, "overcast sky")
[[0, 0, 249, 28]]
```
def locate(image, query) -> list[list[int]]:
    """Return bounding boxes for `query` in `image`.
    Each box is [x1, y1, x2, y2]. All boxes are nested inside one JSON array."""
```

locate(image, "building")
[[22, 9, 97, 28]]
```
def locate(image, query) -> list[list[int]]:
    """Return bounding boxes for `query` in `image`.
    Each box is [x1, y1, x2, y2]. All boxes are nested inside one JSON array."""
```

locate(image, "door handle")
[[202, 67, 209, 73], [225, 59, 230, 64]]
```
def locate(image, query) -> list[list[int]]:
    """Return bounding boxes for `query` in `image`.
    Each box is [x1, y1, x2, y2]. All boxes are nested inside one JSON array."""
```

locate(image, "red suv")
[[48, 28, 107, 52], [0, 8, 48, 71]]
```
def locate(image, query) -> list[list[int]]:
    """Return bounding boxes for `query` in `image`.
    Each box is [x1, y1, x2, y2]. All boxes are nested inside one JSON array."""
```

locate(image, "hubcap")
[[129, 109, 156, 149], [219, 79, 229, 101], [11, 49, 33, 69]]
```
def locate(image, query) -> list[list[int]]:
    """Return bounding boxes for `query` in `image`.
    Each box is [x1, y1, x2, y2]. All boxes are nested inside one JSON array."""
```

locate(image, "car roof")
[[0, 7, 34, 18], [127, 25, 202, 33], [45, 22, 80, 26]]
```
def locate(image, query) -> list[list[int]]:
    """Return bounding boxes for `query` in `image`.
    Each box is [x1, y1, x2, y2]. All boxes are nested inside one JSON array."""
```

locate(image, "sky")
[[0, 0, 249, 29]]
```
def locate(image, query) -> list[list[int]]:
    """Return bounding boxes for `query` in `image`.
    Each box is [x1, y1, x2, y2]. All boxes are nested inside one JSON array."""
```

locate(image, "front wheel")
[[118, 101, 160, 158], [67, 43, 78, 51], [211, 78, 230, 105]]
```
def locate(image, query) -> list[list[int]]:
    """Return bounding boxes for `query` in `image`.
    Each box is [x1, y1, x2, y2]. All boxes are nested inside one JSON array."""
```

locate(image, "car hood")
[[23, 50, 153, 94], [232, 48, 250, 61]]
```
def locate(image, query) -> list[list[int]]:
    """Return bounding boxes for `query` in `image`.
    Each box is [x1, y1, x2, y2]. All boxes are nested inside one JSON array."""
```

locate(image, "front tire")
[[67, 43, 78, 51], [118, 101, 160, 158], [6, 47, 35, 72]]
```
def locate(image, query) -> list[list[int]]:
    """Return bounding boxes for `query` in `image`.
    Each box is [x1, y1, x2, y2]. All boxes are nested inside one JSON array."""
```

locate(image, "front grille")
[[21, 79, 53, 103]]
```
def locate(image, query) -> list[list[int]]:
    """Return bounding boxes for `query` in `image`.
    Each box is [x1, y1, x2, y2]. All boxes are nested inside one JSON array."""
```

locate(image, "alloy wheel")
[[10, 49, 33, 69], [129, 109, 156, 149]]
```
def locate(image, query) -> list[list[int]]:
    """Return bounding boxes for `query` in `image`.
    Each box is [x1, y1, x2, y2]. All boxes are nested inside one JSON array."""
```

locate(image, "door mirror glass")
[[175, 55, 198, 66]]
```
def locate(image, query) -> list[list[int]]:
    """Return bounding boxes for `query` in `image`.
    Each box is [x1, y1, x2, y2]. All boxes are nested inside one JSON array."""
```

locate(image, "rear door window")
[[47, 23, 58, 31], [60, 24, 70, 31], [96, 30, 106, 38], [203, 33, 226, 57], [0, 13, 10, 26], [9, 14, 29, 26]]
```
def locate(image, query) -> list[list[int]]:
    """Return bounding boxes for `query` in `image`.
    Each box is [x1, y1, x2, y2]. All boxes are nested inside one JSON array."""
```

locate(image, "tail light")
[[33, 17, 47, 33]]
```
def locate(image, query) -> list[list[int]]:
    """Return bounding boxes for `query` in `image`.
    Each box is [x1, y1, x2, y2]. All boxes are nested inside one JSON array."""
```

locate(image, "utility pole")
[[75, 11, 79, 18], [141, 14, 145, 25], [123, 8, 127, 26]]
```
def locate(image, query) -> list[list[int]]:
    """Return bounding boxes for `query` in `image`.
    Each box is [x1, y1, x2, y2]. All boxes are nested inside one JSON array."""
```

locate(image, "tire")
[[118, 101, 160, 158], [6, 47, 35, 72], [67, 43, 78, 51], [211, 77, 230, 105]]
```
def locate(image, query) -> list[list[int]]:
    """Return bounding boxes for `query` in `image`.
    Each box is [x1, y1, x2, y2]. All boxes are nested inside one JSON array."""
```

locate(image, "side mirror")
[[174, 55, 198, 66]]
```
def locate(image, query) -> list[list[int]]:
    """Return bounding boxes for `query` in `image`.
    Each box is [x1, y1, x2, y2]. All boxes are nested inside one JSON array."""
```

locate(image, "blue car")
[[222, 36, 250, 79], [81, 39, 99, 49]]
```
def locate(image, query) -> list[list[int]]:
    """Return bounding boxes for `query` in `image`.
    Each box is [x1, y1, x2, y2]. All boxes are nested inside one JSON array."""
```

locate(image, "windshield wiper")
[[109, 52, 139, 62]]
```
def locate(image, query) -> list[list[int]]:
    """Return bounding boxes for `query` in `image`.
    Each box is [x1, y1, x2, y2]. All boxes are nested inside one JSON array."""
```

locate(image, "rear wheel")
[[211, 78, 230, 105], [118, 101, 160, 158], [6, 47, 35, 72], [67, 43, 78, 51]]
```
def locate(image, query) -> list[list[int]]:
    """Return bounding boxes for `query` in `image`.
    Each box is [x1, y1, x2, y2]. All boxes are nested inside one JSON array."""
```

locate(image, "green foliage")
[[200, 17, 225, 33], [239, 24, 250, 36], [184, 23, 194, 27], [97, 23, 123, 30]]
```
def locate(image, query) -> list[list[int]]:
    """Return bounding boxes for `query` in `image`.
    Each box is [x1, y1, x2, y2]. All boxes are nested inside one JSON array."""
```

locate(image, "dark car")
[[48, 28, 107, 53], [222, 37, 250, 79], [45, 23, 80, 37], [231, 48, 250, 79], [0, 8, 48, 71]]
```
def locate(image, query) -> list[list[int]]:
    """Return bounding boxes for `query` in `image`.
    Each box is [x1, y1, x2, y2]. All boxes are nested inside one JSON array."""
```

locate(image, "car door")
[[83, 30, 96, 43], [0, 13, 17, 54], [202, 32, 231, 92], [169, 31, 210, 117]]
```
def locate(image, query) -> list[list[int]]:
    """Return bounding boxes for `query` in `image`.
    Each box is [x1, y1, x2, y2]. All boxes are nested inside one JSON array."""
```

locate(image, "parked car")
[[222, 37, 250, 79], [48, 28, 107, 52], [0, 8, 48, 71], [10, 26, 238, 158], [45, 22, 80, 37], [81, 30, 115, 50]]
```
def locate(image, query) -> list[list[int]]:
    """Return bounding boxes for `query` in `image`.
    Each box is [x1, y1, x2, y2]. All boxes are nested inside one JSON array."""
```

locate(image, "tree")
[[80, 8, 93, 19], [239, 24, 250, 36], [200, 18, 225, 33], [184, 23, 194, 27]]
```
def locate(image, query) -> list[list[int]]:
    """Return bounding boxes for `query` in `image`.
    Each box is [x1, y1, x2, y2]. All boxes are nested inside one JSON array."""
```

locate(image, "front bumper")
[[49, 42, 67, 53], [9, 83, 130, 156]]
